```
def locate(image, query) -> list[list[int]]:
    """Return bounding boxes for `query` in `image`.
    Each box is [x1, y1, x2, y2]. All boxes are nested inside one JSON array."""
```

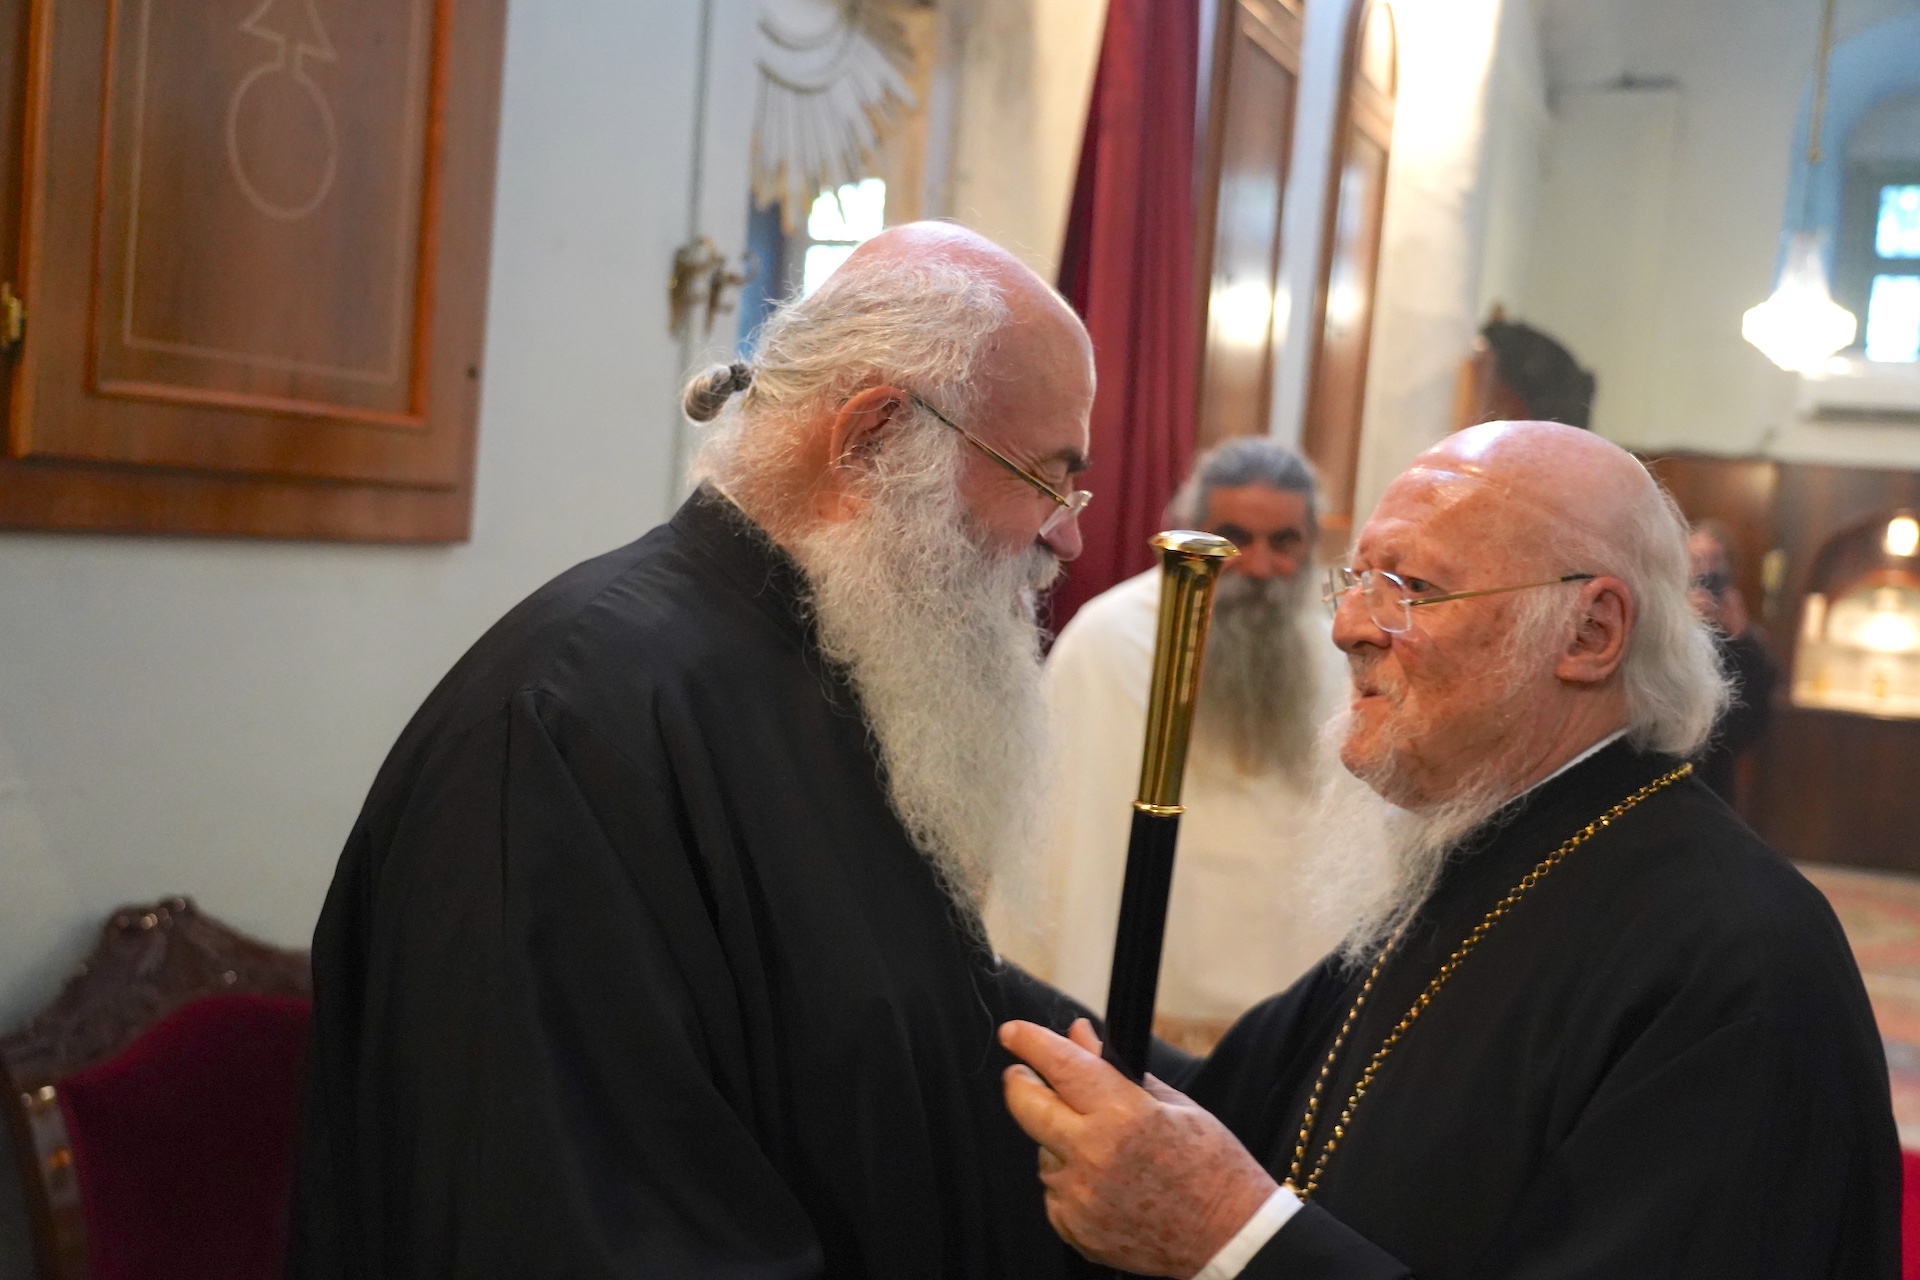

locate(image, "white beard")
[[1193, 572, 1320, 782], [1303, 714, 1517, 967], [1304, 593, 1574, 966], [787, 422, 1058, 935]]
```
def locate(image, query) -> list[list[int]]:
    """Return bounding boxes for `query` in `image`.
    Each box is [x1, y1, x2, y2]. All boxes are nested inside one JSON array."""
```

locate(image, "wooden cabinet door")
[[1301, 0, 1394, 533], [1195, 0, 1302, 451], [0, 0, 505, 540]]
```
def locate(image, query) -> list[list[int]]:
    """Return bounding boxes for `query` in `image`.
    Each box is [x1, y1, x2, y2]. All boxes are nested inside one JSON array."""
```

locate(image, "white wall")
[[1474, 0, 1550, 322], [1348, 0, 1523, 525], [1514, 0, 1920, 467], [0, 0, 759, 1262], [936, 0, 1107, 280]]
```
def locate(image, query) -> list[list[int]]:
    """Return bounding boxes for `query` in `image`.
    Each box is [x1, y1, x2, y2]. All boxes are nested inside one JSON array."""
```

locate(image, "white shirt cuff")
[[1193, 1184, 1302, 1280]]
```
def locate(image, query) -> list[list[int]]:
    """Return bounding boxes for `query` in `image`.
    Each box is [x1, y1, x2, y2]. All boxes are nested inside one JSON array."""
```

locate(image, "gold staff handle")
[[1135, 530, 1240, 812], [1102, 529, 1237, 1082]]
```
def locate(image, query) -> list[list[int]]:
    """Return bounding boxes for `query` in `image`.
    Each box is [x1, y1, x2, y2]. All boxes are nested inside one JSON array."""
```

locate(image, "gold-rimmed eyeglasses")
[[908, 393, 1092, 538], [1323, 567, 1597, 634]]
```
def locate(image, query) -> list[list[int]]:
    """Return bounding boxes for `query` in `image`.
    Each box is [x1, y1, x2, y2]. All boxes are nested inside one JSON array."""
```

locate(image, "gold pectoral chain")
[[1281, 762, 1693, 1200]]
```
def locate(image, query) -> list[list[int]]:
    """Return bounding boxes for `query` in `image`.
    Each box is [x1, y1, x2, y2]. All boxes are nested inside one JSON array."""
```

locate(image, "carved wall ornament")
[[752, 0, 917, 232]]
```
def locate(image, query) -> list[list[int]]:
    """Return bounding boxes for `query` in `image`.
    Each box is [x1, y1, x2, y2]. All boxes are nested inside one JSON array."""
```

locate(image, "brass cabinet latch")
[[0, 282, 23, 353], [668, 238, 756, 341]]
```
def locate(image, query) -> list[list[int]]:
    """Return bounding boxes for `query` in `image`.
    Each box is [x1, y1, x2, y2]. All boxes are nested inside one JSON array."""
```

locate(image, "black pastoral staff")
[[289, 490, 1098, 1277]]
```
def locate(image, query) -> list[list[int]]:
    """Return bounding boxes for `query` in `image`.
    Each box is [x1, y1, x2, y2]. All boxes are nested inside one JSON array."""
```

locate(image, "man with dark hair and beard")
[[1012, 439, 1346, 1045], [292, 224, 1138, 1277], [996, 421, 1899, 1279]]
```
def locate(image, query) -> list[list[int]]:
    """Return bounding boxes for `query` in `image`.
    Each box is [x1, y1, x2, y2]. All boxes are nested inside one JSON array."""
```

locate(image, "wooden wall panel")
[[1194, 0, 1301, 451], [0, 0, 504, 541], [1301, 0, 1394, 536], [1643, 452, 1777, 625], [1645, 452, 1920, 876]]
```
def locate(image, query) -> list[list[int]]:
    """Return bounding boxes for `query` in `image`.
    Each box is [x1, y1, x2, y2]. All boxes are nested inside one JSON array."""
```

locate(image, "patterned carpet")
[[1800, 862, 1920, 1150]]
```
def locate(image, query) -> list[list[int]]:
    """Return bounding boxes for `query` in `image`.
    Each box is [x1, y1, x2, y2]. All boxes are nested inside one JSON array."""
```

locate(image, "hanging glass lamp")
[[1742, 231, 1858, 374], [1742, 0, 1859, 374]]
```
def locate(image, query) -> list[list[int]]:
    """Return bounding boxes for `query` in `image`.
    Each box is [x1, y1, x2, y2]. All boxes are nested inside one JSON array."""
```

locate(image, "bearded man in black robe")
[[999, 421, 1899, 1279], [291, 224, 1120, 1277]]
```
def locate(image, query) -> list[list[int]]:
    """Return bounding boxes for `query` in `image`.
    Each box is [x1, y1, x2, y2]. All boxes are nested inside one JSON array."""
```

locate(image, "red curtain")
[[1050, 0, 1202, 631]]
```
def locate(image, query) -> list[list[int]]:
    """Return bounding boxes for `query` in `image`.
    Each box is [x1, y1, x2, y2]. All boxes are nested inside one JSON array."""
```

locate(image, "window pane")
[[807, 179, 888, 243], [1878, 185, 1920, 259], [1864, 274, 1920, 363], [802, 244, 857, 298]]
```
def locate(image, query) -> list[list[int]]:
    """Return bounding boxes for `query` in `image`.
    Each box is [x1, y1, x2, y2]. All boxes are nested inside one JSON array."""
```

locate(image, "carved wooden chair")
[[0, 898, 311, 1280]]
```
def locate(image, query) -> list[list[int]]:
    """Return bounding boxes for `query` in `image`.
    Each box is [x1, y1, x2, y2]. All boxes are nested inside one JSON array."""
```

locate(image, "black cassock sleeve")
[[297, 690, 826, 1277], [1236, 1008, 1895, 1279]]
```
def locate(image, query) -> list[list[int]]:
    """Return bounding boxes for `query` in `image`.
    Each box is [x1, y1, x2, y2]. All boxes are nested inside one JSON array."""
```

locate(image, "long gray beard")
[[788, 425, 1058, 934], [1193, 573, 1319, 781]]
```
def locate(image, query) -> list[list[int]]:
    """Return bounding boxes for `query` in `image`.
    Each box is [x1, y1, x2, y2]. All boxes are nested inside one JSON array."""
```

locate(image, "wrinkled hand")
[[999, 1018, 1278, 1279]]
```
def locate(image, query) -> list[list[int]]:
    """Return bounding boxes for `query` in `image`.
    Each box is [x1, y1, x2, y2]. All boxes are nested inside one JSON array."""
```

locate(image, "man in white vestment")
[[1029, 439, 1348, 1039]]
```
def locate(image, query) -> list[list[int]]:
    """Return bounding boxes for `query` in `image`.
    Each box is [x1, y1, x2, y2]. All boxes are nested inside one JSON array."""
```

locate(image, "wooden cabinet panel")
[[0, 0, 504, 540], [1749, 706, 1920, 874], [1642, 453, 1777, 626], [1195, 0, 1300, 450], [91, 0, 433, 426]]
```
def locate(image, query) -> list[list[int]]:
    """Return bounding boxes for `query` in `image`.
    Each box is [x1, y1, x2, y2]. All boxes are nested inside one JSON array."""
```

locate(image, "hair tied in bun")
[[682, 362, 755, 423]]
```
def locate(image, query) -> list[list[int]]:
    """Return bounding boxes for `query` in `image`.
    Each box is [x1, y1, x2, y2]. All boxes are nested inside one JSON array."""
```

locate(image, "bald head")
[[831, 223, 1093, 402], [691, 221, 1095, 558], [838, 223, 1075, 322], [1385, 421, 1658, 572], [1333, 420, 1725, 809]]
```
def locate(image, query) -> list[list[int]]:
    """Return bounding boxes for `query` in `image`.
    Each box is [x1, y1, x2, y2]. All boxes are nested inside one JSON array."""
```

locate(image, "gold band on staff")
[[1132, 530, 1239, 815]]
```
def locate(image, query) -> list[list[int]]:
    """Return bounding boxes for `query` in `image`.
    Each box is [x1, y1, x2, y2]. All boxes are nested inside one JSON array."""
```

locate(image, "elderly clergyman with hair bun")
[[292, 224, 1136, 1277], [1021, 438, 1347, 1045], [998, 422, 1900, 1280]]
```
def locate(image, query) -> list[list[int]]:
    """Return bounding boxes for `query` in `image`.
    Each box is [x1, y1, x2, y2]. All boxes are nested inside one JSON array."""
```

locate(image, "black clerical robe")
[[1184, 741, 1899, 1278], [291, 488, 1095, 1278], [1697, 629, 1777, 803]]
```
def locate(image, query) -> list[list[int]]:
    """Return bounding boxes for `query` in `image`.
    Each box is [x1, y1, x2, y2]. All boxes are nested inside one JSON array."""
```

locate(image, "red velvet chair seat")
[[56, 992, 310, 1280]]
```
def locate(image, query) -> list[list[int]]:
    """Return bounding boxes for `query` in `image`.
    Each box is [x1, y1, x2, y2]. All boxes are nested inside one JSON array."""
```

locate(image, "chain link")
[[1283, 763, 1694, 1199]]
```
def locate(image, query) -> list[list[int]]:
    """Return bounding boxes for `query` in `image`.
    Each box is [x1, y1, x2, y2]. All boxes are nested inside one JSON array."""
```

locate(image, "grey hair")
[[683, 362, 754, 423], [1165, 436, 1320, 528], [688, 255, 1010, 502], [1556, 476, 1729, 758]]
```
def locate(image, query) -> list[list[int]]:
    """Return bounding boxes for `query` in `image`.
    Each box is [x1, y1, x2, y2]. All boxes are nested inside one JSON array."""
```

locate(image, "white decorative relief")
[[752, 0, 915, 229]]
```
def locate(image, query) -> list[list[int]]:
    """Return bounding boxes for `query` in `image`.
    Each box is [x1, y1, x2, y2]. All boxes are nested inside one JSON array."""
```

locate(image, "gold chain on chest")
[[1282, 763, 1692, 1200]]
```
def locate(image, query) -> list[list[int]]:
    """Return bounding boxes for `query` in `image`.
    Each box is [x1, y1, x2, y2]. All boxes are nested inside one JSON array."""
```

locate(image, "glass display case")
[[1792, 511, 1920, 718]]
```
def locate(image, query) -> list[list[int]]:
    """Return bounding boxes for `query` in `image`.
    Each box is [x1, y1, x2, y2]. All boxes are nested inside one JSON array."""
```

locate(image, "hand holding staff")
[[1101, 530, 1237, 1081]]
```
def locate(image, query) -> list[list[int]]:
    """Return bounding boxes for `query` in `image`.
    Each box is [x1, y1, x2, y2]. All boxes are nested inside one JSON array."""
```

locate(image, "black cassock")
[[291, 488, 1100, 1278], [1178, 741, 1900, 1278]]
